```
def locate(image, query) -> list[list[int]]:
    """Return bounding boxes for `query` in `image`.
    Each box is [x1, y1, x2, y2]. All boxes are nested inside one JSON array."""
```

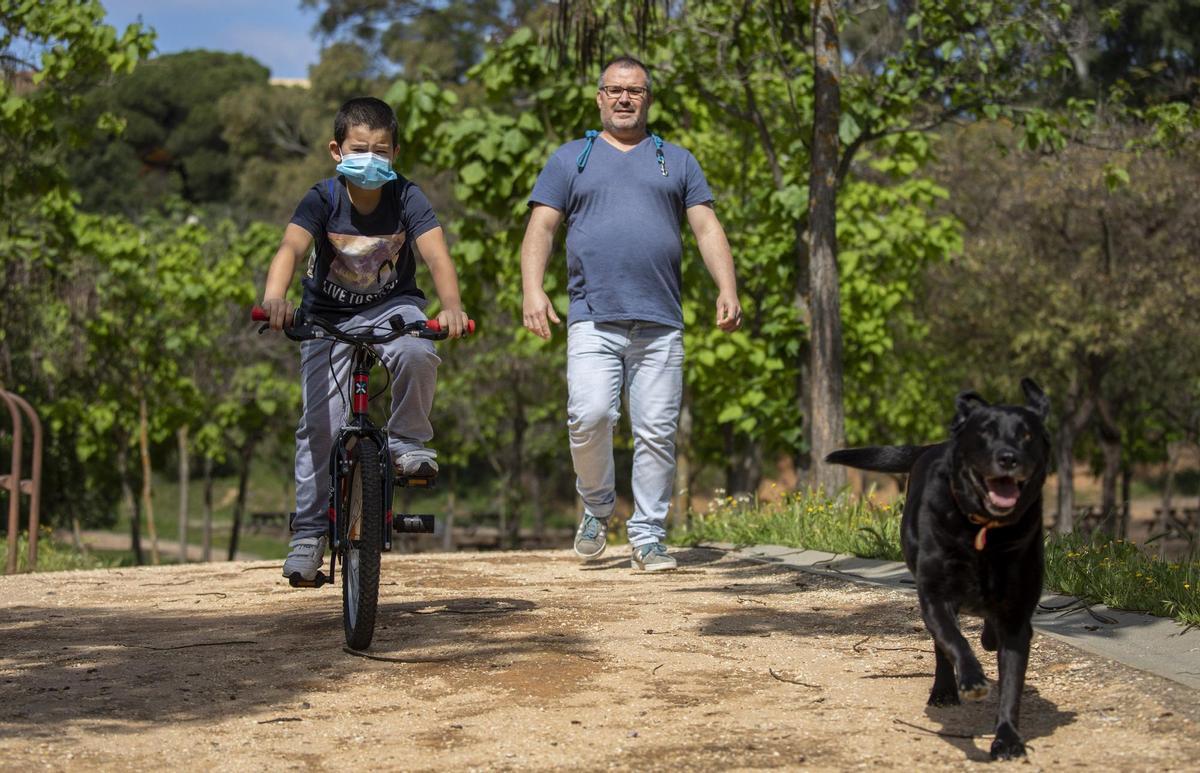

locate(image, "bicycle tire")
[[341, 435, 383, 650]]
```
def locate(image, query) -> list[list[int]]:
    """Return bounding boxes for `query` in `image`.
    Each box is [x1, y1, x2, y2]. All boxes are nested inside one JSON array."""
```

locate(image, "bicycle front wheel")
[[341, 435, 384, 650]]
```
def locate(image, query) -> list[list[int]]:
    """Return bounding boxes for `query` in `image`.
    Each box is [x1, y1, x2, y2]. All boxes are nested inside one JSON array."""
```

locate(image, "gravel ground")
[[1, 547, 1197, 771]]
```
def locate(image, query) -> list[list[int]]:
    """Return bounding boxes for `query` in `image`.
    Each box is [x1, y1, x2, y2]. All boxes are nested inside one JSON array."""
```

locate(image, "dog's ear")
[[951, 391, 989, 433], [1021, 378, 1050, 422]]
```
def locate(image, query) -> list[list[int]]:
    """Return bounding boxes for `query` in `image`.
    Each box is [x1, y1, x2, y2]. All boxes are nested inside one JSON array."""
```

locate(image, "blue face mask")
[[336, 151, 397, 190]]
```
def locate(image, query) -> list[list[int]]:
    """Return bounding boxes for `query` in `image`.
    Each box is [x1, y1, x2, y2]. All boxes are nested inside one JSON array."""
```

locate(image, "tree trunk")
[[138, 396, 160, 564], [808, 0, 847, 494], [672, 394, 693, 527], [116, 442, 144, 565], [442, 467, 456, 552], [71, 515, 87, 555], [1118, 464, 1132, 540], [1055, 422, 1076, 534], [723, 426, 763, 496], [1096, 397, 1121, 536], [177, 425, 189, 564], [1055, 392, 1093, 534], [505, 384, 527, 550], [530, 470, 544, 543], [227, 442, 254, 561], [202, 455, 214, 562], [1098, 435, 1121, 536]]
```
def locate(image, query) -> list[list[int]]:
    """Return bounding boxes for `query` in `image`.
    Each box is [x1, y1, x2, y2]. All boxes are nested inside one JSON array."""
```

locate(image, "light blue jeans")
[[566, 320, 684, 548], [293, 299, 440, 538]]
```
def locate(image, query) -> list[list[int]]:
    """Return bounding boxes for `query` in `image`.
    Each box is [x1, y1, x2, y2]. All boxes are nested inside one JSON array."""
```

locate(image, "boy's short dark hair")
[[334, 97, 399, 146]]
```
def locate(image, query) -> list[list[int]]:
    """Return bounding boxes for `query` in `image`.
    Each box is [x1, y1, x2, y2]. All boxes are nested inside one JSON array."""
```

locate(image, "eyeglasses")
[[599, 85, 649, 99]]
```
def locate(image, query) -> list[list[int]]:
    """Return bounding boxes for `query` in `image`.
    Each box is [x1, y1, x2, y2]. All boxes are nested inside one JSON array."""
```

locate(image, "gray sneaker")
[[631, 542, 677, 572], [574, 514, 607, 560], [282, 535, 327, 581], [396, 448, 439, 477]]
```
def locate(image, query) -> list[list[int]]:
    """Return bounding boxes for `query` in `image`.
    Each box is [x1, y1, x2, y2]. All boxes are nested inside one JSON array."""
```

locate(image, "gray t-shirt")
[[529, 134, 713, 329]]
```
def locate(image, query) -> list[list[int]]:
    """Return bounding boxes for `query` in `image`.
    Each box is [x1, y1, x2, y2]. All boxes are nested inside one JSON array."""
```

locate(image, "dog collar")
[[967, 514, 1004, 550]]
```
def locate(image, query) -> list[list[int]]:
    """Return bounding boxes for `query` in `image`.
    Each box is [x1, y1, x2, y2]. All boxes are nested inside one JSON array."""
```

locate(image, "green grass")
[[1045, 534, 1200, 627], [673, 492, 1200, 627], [1, 529, 115, 573], [672, 489, 904, 561]]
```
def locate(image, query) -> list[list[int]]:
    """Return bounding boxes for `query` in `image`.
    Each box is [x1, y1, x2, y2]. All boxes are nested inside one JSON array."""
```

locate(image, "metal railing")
[[1, 390, 42, 573]]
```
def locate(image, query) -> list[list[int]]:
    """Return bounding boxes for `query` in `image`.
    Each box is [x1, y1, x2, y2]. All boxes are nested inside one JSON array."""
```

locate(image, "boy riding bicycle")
[[260, 96, 469, 581]]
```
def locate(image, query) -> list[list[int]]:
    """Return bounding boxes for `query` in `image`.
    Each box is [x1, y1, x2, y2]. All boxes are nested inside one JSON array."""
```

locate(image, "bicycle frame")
[[326, 342, 395, 579]]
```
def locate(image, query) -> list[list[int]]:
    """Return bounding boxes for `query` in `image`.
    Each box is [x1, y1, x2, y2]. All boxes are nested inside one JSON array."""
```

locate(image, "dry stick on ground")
[[121, 640, 258, 651], [737, 596, 767, 605], [341, 647, 457, 663], [257, 717, 303, 724], [891, 718, 985, 740], [852, 636, 932, 654], [405, 605, 523, 615], [652, 663, 666, 675], [768, 668, 821, 688]]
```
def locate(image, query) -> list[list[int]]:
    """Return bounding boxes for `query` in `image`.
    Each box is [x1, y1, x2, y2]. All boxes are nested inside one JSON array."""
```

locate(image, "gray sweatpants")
[[292, 298, 440, 538]]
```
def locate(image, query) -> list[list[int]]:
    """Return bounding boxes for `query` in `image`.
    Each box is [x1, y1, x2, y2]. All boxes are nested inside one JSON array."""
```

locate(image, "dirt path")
[[1, 548, 1196, 771], [69, 530, 263, 562]]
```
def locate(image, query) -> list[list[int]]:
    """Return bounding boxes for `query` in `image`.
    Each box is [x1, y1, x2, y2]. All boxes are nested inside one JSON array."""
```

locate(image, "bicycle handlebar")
[[251, 306, 475, 344]]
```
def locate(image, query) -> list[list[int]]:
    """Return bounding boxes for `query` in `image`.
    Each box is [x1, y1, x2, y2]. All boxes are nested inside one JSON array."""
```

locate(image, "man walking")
[[521, 55, 742, 571]]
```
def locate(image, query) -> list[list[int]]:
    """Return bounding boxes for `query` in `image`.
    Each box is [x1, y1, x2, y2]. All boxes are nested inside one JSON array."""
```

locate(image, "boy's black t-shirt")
[[289, 175, 440, 320]]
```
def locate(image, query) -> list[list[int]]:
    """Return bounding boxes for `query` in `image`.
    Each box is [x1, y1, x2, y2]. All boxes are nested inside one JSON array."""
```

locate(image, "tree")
[[302, 0, 542, 84], [924, 122, 1200, 533], [0, 0, 153, 536], [75, 50, 271, 215]]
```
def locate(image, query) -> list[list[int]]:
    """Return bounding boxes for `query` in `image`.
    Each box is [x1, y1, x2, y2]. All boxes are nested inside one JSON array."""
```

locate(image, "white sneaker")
[[282, 535, 327, 580], [396, 448, 439, 477]]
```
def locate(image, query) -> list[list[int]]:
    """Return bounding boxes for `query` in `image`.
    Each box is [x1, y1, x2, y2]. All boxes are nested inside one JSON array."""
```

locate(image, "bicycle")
[[251, 305, 475, 650]]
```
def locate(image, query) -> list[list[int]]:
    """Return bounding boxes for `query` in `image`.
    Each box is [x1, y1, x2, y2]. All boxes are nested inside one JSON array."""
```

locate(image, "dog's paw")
[[990, 726, 1026, 760], [927, 687, 960, 707], [958, 676, 991, 702]]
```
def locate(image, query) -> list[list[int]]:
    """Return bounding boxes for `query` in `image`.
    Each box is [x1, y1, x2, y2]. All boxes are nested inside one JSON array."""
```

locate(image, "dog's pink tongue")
[[987, 477, 1020, 509]]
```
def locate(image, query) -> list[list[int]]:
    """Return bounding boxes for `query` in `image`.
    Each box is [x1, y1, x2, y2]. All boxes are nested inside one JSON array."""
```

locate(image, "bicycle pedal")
[[395, 473, 437, 489], [393, 514, 436, 534], [288, 571, 332, 588]]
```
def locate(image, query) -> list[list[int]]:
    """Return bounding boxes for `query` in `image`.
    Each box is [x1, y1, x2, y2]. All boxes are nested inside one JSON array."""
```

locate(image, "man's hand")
[[436, 307, 471, 339], [716, 292, 742, 332], [261, 297, 294, 331], [523, 290, 562, 340]]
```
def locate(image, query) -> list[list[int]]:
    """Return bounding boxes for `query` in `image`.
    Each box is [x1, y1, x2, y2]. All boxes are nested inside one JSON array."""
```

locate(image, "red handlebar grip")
[[425, 319, 476, 334], [251, 306, 269, 322]]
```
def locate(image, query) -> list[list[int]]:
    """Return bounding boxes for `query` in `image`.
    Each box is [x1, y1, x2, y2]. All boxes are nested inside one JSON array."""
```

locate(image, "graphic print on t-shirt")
[[325, 230, 408, 298]]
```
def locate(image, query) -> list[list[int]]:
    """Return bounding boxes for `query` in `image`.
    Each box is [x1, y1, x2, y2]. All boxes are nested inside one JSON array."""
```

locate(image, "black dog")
[[826, 378, 1051, 760]]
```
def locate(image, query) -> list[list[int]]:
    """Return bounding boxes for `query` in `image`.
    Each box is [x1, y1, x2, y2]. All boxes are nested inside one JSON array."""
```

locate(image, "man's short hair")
[[598, 55, 652, 92], [334, 97, 399, 146]]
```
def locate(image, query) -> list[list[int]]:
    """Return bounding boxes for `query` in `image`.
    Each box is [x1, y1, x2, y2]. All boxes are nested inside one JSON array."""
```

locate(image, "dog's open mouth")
[[985, 476, 1022, 511], [967, 468, 1027, 516]]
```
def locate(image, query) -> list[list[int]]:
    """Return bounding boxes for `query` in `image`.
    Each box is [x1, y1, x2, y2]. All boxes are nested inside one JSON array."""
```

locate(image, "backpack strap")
[[575, 130, 668, 177], [651, 133, 667, 177], [575, 130, 599, 172], [326, 177, 336, 207]]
